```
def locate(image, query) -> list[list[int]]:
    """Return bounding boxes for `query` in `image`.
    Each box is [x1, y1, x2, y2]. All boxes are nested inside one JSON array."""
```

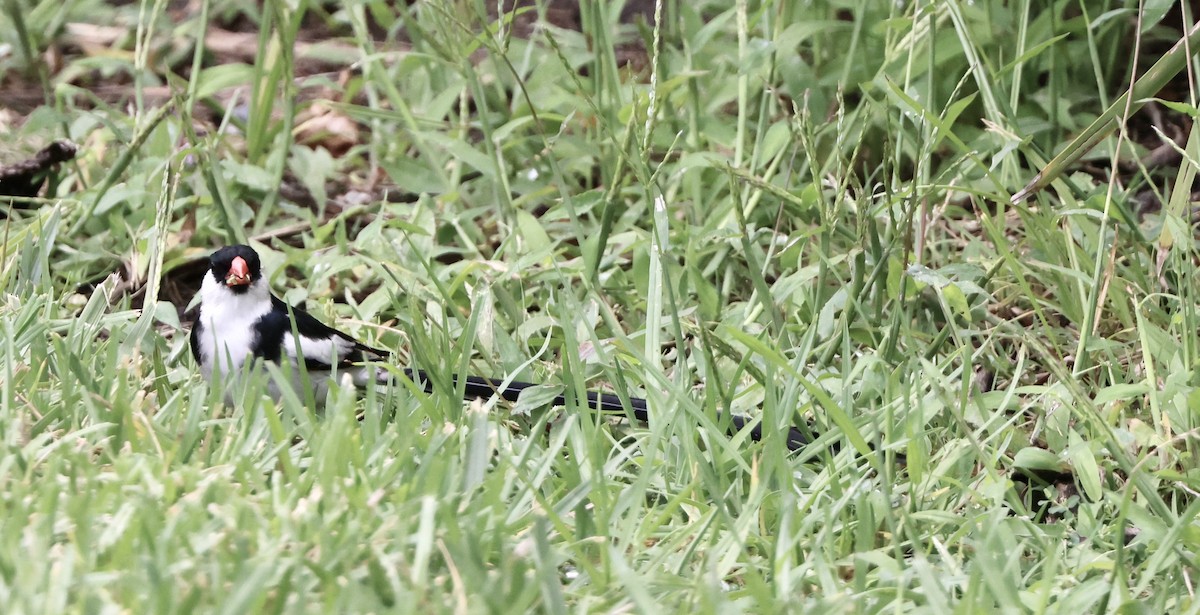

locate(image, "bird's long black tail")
[[401, 369, 809, 451]]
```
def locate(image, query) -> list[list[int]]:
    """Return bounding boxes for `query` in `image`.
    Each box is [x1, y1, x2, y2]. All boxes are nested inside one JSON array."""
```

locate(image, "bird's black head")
[[208, 245, 263, 294]]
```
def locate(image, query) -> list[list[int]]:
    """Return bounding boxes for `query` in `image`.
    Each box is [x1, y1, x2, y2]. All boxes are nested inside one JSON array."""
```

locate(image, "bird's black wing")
[[188, 318, 204, 365], [253, 296, 387, 371]]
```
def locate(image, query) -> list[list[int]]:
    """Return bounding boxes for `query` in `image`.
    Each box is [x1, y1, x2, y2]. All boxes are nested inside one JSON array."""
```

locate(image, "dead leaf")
[[294, 104, 360, 157]]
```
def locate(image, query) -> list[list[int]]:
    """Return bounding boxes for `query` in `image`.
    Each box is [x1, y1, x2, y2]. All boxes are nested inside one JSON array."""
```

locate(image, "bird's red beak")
[[225, 256, 251, 287]]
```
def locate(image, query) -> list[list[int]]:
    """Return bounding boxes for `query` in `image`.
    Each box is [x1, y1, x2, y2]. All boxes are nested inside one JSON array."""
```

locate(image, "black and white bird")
[[189, 244, 390, 401], [190, 244, 808, 450]]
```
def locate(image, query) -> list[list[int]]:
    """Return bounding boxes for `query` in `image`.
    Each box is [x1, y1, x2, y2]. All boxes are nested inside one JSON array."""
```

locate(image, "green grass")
[[2, 0, 1199, 611]]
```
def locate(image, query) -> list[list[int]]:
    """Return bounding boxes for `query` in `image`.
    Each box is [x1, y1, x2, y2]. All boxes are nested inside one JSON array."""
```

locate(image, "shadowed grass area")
[[1, 0, 1198, 611]]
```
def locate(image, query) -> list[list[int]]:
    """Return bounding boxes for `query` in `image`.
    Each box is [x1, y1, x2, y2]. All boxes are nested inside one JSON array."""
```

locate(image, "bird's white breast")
[[195, 274, 274, 378]]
